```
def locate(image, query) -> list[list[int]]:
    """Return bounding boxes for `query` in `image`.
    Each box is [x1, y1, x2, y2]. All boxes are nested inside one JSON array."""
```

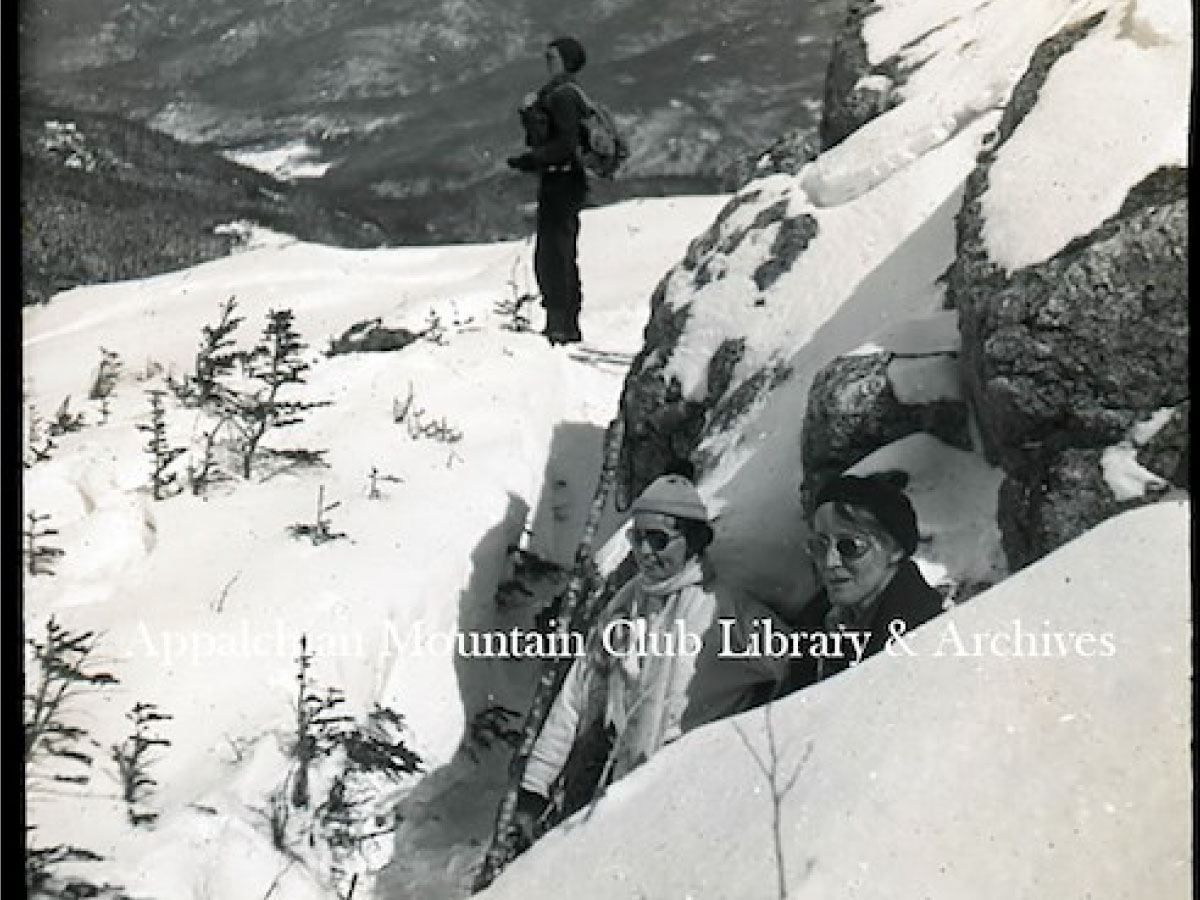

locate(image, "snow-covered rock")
[[799, 338, 969, 506], [950, 4, 1189, 565], [618, 0, 1190, 589], [819, 0, 891, 149]]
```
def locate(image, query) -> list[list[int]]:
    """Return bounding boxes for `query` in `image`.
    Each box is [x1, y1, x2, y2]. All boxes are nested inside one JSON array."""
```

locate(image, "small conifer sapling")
[[47, 395, 86, 436], [111, 701, 173, 826], [288, 485, 348, 545], [171, 295, 245, 406], [232, 308, 328, 478], [24, 618, 119, 785], [137, 389, 187, 500], [24, 510, 65, 577], [291, 635, 354, 808], [187, 418, 233, 497], [25, 405, 57, 466], [88, 347, 123, 401]]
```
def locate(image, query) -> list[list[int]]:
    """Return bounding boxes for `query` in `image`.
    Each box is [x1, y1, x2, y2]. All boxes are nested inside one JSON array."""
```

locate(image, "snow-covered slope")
[[484, 500, 1192, 899], [21, 195, 728, 899]]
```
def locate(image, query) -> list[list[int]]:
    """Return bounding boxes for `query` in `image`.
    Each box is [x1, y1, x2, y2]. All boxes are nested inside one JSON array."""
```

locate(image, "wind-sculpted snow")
[[800, 83, 1006, 207], [978, 0, 1191, 270]]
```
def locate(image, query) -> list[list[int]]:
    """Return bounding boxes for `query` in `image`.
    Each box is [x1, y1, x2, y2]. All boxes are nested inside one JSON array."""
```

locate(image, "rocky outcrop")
[[801, 350, 970, 508], [752, 213, 819, 292], [723, 128, 821, 190], [679, 192, 760, 290], [618, 0, 1188, 576], [616, 187, 809, 505], [615, 275, 708, 507], [949, 13, 1189, 566], [998, 449, 1119, 570], [616, 316, 788, 508], [955, 166, 1189, 465], [819, 1, 897, 149]]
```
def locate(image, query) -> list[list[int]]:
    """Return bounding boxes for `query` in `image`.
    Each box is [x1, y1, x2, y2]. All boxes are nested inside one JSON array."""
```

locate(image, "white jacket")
[[522, 559, 784, 798]]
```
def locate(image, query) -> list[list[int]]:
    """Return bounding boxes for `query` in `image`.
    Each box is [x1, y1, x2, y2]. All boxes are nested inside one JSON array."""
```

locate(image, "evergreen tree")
[[137, 389, 186, 500], [24, 510, 65, 577], [194, 295, 244, 406], [111, 701, 173, 826], [231, 308, 328, 478], [25, 618, 119, 785]]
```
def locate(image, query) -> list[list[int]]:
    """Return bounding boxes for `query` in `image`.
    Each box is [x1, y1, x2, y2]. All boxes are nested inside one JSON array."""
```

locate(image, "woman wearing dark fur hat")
[[780, 472, 946, 695]]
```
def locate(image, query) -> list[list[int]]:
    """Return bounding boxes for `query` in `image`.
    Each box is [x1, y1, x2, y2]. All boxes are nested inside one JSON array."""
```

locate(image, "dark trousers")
[[554, 719, 615, 822], [535, 171, 587, 335]]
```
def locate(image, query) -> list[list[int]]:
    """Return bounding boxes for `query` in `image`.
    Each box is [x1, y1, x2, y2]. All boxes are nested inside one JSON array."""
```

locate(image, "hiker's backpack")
[[566, 85, 629, 179]]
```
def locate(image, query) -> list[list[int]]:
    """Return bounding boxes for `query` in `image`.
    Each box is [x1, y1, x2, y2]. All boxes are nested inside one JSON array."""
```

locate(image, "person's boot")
[[561, 307, 583, 344], [542, 307, 567, 344]]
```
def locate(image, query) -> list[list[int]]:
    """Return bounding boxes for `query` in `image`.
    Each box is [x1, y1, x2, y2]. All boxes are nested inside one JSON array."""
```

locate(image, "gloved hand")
[[506, 154, 537, 172], [510, 788, 549, 850]]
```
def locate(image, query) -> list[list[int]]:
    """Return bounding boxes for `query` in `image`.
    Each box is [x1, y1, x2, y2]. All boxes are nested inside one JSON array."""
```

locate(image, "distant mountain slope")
[[19, 0, 843, 243], [19, 101, 385, 305]]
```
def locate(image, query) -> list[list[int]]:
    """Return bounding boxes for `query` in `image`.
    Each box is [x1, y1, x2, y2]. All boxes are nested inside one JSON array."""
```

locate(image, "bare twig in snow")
[[733, 706, 812, 900]]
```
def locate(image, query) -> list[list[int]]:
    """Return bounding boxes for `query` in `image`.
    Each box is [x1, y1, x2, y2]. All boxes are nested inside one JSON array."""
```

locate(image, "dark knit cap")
[[549, 36, 587, 73], [814, 474, 919, 555]]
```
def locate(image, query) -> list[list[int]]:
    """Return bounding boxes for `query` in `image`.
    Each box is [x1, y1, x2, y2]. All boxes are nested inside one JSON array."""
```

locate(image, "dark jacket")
[[515, 74, 588, 172], [780, 560, 945, 696]]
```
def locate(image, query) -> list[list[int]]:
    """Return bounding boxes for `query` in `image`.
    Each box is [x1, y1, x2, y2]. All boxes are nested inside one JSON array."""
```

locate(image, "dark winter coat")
[[779, 560, 945, 695], [512, 73, 589, 173], [507, 72, 591, 336]]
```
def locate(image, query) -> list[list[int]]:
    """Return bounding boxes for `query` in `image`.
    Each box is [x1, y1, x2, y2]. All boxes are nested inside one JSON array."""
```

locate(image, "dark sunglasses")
[[806, 533, 875, 562], [628, 527, 680, 552]]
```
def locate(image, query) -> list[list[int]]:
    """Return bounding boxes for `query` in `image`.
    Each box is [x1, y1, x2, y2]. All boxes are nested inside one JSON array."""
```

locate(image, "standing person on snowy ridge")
[[506, 36, 590, 346], [510, 473, 790, 849]]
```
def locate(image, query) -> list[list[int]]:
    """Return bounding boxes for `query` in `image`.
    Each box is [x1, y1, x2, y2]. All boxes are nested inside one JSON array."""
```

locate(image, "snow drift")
[[21, 197, 728, 899], [484, 500, 1192, 899]]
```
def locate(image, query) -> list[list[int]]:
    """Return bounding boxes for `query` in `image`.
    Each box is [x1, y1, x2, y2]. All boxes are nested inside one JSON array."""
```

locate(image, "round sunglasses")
[[806, 532, 876, 563], [628, 527, 682, 552]]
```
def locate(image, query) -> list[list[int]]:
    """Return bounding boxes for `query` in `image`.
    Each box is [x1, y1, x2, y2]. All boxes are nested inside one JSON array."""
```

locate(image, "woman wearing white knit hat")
[[511, 473, 789, 848]]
